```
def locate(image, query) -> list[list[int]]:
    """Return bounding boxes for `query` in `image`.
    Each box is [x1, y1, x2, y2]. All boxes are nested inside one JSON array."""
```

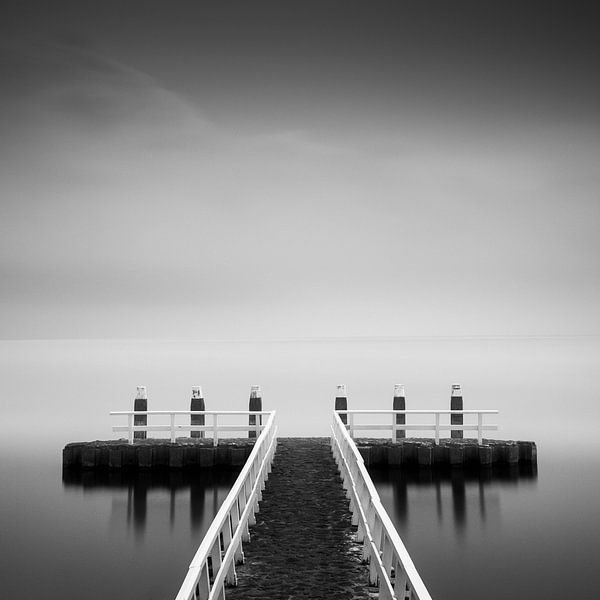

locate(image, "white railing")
[[331, 411, 432, 600], [110, 411, 271, 445], [338, 409, 498, 444], [175, 411, 278, 600]]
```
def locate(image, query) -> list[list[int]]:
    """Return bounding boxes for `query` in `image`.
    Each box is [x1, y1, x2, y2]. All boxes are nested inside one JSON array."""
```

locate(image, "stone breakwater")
[[355, 438, 537, 467], [62, 438, 256, 469], [226, 438, 371, 600]]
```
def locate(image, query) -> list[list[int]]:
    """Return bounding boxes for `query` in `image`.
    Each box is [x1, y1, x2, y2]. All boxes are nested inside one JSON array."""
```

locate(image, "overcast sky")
[[1, 1, 599, 339]]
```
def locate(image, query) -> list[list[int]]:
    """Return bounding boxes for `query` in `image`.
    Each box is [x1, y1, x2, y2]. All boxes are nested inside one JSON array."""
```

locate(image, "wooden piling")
[[335, 384, 348, 425], [417, 444, 433, 466], [402, 440, 418, 464], [190, 386, 205, 439], [517, 441, 537, 462], [479, 444, 492, 466], [248, 385, 262, 439], [134, 386, 147, 440], [449, 444, 464, 465], [108, 446, 122, 469], [433, 443, 449, 465], [506, 442, 520, 464], [450, 384, 463, 439], [393, 384, 406, 440], [138, 446, 153, 468], [388, 444, 403, 466], [169, 446, 185, 468]]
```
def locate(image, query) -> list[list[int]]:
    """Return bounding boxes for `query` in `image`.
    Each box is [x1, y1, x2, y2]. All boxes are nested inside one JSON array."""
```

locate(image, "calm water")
[[373, 458, 600, 600], [0, 338, 598, 599], [0, 452, 239, 600]]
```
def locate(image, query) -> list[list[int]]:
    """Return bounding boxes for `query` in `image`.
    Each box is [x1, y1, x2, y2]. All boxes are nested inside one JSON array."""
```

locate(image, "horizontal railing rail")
[[175, 411, 278, 600], [331, 411, 432, 600], [337, 409, 498, 444], [110, 410, 273, 445]]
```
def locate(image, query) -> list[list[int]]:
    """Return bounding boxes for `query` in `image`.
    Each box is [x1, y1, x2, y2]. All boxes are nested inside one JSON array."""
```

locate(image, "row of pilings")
[[131, 384, 263, 440], [131, 382, 468, 440], [335, 382, 467, 438]]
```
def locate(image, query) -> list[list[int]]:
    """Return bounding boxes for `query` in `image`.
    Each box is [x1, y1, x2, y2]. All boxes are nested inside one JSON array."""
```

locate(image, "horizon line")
[[1, 334, 599, 343]]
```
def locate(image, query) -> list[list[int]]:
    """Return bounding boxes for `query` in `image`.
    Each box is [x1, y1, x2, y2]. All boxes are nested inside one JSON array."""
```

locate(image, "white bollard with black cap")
[[248, 385, 262, 439], [393, 384, 406, 440], [134, 386, 148, 440], [451, 383, 463, 439], [335, 384, 348, 425], [190, 386, 205, 438]]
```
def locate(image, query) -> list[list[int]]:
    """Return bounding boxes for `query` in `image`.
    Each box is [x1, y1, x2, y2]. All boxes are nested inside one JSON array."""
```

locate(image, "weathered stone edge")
[[63, 438, 256, 469], [355, 438, 537, 467]]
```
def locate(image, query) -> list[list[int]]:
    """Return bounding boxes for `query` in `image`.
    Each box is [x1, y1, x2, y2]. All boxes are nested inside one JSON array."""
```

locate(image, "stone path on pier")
[[226, 438, 371, 600]]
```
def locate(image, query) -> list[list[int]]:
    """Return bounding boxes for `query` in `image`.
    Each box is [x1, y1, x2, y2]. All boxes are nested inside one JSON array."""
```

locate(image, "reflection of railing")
[[338, 409, 498, 444], [110, 411, 272, 445], [331, 411, 432, 600], [175, 411, 277, 600]]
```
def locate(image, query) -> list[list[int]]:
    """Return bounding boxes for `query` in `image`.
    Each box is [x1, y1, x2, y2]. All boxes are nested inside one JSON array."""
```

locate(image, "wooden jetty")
[[62, 384, 537, 599], [224, 438, 372, 600]]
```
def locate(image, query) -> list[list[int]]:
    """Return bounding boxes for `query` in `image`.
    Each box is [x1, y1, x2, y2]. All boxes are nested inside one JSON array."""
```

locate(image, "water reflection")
[[62, 468, 240, 539], [370, 463, 537, 538]]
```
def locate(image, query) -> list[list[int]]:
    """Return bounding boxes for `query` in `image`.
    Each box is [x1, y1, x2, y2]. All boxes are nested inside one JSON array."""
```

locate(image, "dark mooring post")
[[248, 385, 262, 439], [335, 384, 348, 425], [134, 385, 147, 440], [190, 386, 205, 439], [451, 383, 463, 439], [393, 384, 406, 440]]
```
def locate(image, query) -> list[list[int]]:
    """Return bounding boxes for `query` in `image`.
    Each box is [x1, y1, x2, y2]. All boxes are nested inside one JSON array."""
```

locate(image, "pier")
[[62, 384, 537, 599], [225, 438, 371, 600]]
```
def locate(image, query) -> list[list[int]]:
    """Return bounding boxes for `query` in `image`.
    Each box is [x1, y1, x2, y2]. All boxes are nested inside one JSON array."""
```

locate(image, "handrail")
[[175, 411, 278, 600], [331, 411, 433, 600], [110, 411, 273, 415], [336, 409, 498, 414], [338, 409, 498, 444], [110, 410, 273, 445]]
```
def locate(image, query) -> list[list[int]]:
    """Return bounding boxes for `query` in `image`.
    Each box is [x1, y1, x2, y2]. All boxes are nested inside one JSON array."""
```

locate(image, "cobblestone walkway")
[[226, 438, 371, 600]]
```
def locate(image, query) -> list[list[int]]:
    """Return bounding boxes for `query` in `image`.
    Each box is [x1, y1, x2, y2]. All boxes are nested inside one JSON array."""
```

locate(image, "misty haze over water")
[[0, 337, 599, 599]]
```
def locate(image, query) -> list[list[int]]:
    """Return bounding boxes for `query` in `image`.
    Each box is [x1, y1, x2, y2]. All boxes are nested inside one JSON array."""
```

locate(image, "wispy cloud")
[[1, 30, 598, 339]]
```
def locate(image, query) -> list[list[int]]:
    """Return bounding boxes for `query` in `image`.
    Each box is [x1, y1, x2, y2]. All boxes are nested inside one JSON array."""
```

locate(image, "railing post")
[[127, 413, 133, 444], [170, 413, 176, 443], [451, 383, 463, 439], [248, 385, 262, 439], [478, 412, 483, 444], [335, 384, 347, 425], [222, 515, 236, 585], [349, 412, 355, 438], [210, 539, 223, 589], [134, 385, 147, 440], [213, 413, 219, 447], [191, 386, 205, 438], [393, 384, 406, 440], [197, 564, 210, 600], [435, 412, 440, 444]]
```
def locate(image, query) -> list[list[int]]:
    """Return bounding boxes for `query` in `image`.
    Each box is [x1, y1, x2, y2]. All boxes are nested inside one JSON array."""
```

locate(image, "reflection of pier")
[[370, 462, 537, 535], [62, 468, 240, 536]]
